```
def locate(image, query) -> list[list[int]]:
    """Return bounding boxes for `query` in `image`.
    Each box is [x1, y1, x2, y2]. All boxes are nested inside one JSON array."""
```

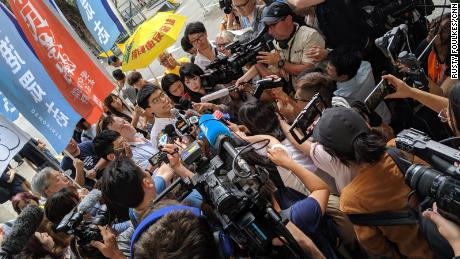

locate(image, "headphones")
[[130, 205, 233, 259]]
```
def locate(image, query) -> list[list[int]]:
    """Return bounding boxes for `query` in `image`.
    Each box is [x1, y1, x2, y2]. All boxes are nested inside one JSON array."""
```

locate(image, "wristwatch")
[[277, 59, 285, 68]]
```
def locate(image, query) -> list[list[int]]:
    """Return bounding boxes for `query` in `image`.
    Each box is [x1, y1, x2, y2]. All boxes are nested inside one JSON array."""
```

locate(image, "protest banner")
[[8, 0, 114, 124], [75, 0, 126, 52], [0, 115, 30, 176], [0, 3, 80, 152], [0, 91, 19, 122]]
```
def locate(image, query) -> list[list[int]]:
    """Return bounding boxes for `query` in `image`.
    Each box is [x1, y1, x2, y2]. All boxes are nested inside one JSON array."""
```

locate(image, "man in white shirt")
[[137, 85, 177, 148]]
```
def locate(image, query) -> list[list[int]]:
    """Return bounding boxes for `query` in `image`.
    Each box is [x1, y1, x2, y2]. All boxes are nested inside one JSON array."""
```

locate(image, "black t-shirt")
[[60, 141, 99, 187], [315, 0, 369, 49]]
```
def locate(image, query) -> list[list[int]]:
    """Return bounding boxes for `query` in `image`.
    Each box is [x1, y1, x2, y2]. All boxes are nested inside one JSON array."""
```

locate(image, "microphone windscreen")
[[200, 88, 230, 103], [199, 114, 232, 146], [164, 124, 176, 137], [1, 205, 44, 255], [77, 189, 101, 213]]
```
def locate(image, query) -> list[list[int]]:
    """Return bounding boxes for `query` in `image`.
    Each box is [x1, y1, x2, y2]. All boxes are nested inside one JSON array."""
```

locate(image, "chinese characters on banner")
[[0, 3, 80, 152], [8, 0, 114, 124], [75, 0, 125, 52], [130, 18, 177, 61]]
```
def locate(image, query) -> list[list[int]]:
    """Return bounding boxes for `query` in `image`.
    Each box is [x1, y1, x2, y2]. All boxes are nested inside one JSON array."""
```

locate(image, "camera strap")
[[347, 209, 418, 226]]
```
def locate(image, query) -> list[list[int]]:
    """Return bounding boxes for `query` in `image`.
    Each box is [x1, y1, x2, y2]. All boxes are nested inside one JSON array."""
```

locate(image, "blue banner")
[[0, 4, 80, 152], [0, 91, 19, 121], [76, 0, 125, 52]]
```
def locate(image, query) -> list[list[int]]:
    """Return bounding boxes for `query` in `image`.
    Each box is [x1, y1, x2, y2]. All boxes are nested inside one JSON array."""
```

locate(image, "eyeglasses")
[[217, 42, 231, 49], [150, 92, 167, 105], [438, 107, 449, 123], [189, 33, 206, 45], [232, 0, 250, 9]]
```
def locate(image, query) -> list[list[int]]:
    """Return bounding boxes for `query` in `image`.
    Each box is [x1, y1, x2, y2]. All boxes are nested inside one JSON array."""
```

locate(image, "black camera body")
[[57, 205, 109, 258], [396, 128, 460, 224], [219, 0, 232, 14], [201, 27, 273, 90]]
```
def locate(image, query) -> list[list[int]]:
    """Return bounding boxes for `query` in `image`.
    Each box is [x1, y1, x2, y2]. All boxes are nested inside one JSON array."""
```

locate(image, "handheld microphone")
[[172, 108, 192, 135], [1, 205, 44, 256], [200, 86, 237, 103], [77, 189, 102, 212], [199, 114, 251, 173]]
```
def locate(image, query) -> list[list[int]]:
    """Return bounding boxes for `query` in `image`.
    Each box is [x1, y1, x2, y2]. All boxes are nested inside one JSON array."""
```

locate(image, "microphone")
[[1, 205, 44, 256], [200, 86, 237, 103], [56, 189, 102, 232], [199, 114, 251, 173], [171, 108, 192, 135], [77, 189, 102, 213]]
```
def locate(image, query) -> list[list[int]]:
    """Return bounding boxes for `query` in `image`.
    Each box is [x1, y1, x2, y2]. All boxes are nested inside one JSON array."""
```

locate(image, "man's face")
[[216, 36, 232, 57], [109, 116, 137, 138], [188, 32, 208, 52], [168, 80, 185, 97], [159, 53, 177, 70], [232, 0, 255, 17], [326, 63, 339, 81], [65, 139, 80, 157], [267, 16, 292, 41], [45, 170, 71, 197], [145, 90, 173, 116], [112, 136, 129, 157]]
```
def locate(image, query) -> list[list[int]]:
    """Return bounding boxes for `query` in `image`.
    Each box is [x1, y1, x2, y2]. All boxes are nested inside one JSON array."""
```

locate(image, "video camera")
[[396, 128, 460, 224], [289, 94, 330, 144], [360, 0, 434, 35], [375, 24, 431, 90], [57, 192, 109, 258], [154, 114, 310, 258], [219, 0, 232, 14], [201, 27, 274, 89]]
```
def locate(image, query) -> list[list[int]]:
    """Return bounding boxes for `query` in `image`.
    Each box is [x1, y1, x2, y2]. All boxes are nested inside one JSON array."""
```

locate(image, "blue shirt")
[[60, 141, 99, 188], [283, 197, 338, 259]]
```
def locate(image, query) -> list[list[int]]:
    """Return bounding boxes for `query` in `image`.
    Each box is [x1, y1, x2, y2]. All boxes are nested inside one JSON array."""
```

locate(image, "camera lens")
[[405, 164, 442, 197]]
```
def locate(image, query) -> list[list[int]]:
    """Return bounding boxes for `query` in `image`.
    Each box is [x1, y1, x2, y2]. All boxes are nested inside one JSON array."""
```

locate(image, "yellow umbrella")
[[98, 50, 114, 58], [122, 12, 187, 72]]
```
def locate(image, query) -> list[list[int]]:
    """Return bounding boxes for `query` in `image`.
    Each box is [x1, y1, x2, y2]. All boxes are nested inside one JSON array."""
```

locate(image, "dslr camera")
[[396, 128, 460, 224]]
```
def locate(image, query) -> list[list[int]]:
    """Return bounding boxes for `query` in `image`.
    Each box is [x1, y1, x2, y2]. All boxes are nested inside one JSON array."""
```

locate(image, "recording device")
[[171, 108, 192, 136], [219, 0, 232, 14], [360, 0, 434, 35], [56, 190, 109, 258], [396, 128, 460, 224], [364, 79, 396, 112], [154, 115, 309, 258], [201, 26, 273, 89], [253, 77, 286, 99], [375, 24, 409, 64], [201, 86, 237, 103], [148, 151, 169, 168], [289, 94, 329, 144], [0, 205, 44, 258]]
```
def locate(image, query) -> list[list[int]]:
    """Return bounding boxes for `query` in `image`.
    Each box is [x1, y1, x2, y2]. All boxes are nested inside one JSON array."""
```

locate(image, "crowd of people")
[[1, 0, 459, 258]]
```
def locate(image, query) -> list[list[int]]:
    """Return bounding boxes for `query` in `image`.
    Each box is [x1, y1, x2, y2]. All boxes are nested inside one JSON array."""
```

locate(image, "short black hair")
[[179, 62, 204, 82], [161, 73, 182, 103], [328, 46, 362, 79], [112, 69, 126, 81], [137, 85, 162, 109], [184, 22, 206, 41], [322, 129, 387, 166], [98, 114, 115, 134], [45, 187, 79, 226], [238, 100, 285, 141], [181, 36, 193, 52], [108, 56, 119, 65], [100, 156, 146, 208], [127, 71, 143, 86], [93, 130, 120, 159]]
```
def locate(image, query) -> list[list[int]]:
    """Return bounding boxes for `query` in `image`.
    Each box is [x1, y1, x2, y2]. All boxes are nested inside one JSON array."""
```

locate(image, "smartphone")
[[365, 79, 396, 112], [148, 151, 168, 168], [289, 94, 327, 144]]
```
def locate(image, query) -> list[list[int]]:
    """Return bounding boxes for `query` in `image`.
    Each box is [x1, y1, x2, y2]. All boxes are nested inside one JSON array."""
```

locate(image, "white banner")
[[0, 115, 30, 176]]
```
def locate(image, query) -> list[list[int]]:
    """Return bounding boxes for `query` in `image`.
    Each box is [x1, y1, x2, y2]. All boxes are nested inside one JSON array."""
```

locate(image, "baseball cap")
[[312, 107, 370, 157], [261, 2, 293, 25]]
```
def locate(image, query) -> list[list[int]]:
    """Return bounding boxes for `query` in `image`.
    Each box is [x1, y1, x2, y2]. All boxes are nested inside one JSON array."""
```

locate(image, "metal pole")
[[147, 65, 160, 85]]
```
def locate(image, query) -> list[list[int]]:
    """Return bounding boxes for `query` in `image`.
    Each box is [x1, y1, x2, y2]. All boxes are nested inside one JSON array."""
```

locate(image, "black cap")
[[312, 107, 370, 157], [261, 2, 293, 25]]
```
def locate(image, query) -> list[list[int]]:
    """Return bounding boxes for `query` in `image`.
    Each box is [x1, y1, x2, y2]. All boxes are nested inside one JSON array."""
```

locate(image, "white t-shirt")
[[310, 142, 358, 193], [150, 117, 177, 148]]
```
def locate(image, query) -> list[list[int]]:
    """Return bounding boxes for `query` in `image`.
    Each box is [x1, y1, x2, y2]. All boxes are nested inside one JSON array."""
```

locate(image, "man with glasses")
[[137, 86, 177, 148], [157, 51, 190, 76], [184, 22, 225, 72], [232, 0, 265, 36], [236, 2, 325, 94]]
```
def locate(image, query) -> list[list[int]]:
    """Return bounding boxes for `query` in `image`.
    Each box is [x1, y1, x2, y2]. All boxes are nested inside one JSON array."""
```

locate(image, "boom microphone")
[[200, 86, 237, 103], [1, 205, 44, 256], [77, 189, 102, 213]]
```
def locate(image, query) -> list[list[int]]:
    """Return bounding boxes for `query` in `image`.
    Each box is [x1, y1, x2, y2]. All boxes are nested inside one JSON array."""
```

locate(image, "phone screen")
[[365, 80, 395, 111]]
